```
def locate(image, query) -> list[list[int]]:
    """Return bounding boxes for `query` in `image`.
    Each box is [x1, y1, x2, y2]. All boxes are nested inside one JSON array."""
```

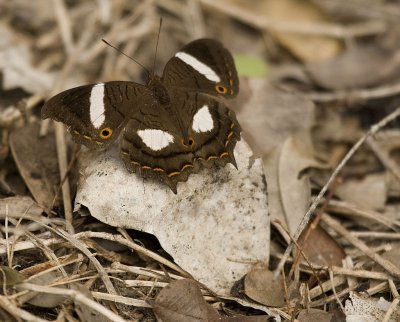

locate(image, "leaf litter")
[[0, 0, 400, 321]]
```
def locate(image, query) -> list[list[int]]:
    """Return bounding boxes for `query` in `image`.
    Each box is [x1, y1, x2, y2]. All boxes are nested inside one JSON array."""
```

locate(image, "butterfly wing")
[[119, 92, 241, 193], [41, 81, 150, 149], [162, 39, 239, 98]]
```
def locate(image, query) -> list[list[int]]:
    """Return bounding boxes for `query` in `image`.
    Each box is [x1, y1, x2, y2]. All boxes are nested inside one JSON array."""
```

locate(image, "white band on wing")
[[137, 129, 174, 151], [192, 105, 214, 133], [89, 83, 105, 128], [175, 52, 221, 82]]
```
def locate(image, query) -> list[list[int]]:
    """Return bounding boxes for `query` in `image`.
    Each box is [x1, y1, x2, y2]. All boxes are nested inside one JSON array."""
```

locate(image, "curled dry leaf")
[[9, 121, 61, 210], [264, 131, 327, 235], [244, 265, 285, 307]]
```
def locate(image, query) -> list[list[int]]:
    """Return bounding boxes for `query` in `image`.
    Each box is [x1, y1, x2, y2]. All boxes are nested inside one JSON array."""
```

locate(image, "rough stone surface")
[[75, 140, 269, 295]]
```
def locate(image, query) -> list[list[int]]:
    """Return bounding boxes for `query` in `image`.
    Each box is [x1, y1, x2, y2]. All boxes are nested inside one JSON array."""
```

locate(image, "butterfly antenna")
[[152, 17, 163, 75], [101, 39, 150, 77]]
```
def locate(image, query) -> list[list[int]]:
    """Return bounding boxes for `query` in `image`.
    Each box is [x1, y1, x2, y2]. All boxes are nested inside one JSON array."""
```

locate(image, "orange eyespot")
[[216, 85, 228, 94], [99, 127, 113, 139]]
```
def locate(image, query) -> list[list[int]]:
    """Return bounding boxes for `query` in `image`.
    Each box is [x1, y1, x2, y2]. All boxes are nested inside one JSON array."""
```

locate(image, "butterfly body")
[[42, 39, 241, 193]]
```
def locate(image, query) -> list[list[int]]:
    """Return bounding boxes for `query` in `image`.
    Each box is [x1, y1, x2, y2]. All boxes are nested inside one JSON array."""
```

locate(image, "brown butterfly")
[[41, 39, 241, 193]]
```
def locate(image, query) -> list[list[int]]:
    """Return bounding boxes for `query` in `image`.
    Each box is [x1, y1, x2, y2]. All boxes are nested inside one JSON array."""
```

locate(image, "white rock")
[[75, 140, 269, 295]]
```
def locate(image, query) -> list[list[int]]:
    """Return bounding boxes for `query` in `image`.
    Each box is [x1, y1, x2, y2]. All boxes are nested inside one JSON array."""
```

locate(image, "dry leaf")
[[335, 173, 388, 211], [297, 308, 333, 322], [75, 140, 269, 295], [9, 121, 61, 210], [244, 265, 285, 307], [154, 279, 272, 322], [153, 279, 219, 322], [264, 131, 326, 235], [0, 265, 27, 286], [0, 196, 43, 218], [297, 223, 345, 267]]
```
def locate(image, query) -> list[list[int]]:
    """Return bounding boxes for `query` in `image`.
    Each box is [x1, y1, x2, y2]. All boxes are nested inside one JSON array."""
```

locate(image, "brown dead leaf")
[[244, 264, 285, 307], [0, 265, 27, 286], [9, 121, 61, 210], [307, 44, 400, 89], [297, 308, 333, 322], [153, 279, 219, 322], [154, 279, 272, 322], [297, 223, 345, 267], [235, 79, 315, 157]]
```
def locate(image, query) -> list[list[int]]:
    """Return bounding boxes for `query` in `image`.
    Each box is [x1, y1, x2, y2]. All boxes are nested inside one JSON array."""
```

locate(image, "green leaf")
[[234, 54, 268, 77]]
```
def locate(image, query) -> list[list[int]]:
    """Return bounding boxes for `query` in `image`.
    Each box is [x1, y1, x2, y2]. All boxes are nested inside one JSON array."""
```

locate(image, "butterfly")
[[41, 38, 241, 193]]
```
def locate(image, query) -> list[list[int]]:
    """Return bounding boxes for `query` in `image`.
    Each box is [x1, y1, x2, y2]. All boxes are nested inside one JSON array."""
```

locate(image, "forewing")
[[162, 39, 239, 98], [41, 81, 150, 149]]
